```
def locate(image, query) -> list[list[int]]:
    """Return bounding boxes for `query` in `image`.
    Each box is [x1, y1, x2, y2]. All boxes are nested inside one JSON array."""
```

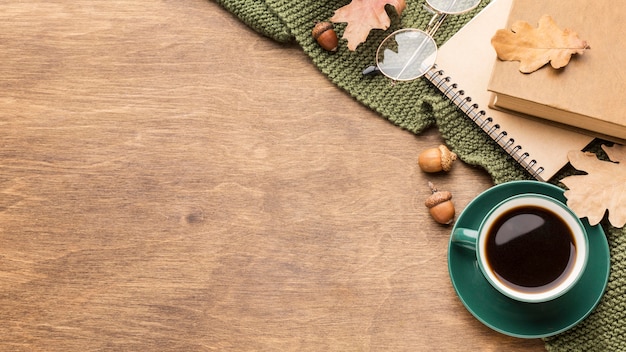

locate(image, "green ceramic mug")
[[452, 193, 588, 303]]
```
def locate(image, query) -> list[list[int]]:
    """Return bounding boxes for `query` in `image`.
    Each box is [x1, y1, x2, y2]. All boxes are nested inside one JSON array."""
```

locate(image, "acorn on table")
[[425, 181, 455, 225]]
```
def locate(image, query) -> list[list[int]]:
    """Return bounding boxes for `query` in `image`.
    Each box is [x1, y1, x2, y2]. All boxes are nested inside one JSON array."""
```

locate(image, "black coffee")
[[485, 205, 576, 293]]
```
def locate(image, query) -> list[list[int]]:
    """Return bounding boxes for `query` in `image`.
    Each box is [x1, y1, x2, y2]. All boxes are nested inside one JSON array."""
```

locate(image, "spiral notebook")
[[423, 0, 594, 181]]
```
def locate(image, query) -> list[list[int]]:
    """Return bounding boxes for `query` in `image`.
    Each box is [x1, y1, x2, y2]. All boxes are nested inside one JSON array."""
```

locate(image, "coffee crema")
[[485, 205, 576, 293]]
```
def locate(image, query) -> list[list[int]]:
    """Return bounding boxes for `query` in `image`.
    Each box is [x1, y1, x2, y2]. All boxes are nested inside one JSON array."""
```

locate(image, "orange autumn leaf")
[[330, 0, 406, 51], [491, 15, 589, 73], [560, 144, 626, 228]]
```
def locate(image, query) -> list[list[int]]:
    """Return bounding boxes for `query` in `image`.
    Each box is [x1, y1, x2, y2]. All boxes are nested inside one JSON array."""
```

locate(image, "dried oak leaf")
[[491, 15, 589, 73], [330, 0, 406, 51], [560, 144, 626, 228]]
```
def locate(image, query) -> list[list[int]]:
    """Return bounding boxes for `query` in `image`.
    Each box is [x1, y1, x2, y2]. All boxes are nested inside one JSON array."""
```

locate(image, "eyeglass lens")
[[375, 0, 482, 81]]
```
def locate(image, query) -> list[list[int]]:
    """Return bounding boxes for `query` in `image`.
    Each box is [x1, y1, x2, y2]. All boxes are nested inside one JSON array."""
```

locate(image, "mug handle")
[[451, 228, 479, 251]]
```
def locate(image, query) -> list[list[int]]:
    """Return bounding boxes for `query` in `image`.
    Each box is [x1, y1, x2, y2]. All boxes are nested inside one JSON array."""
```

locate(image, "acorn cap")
[[438, 145, 457, 172], [312, 21, 334, 39], [424, 190, 452, 208]]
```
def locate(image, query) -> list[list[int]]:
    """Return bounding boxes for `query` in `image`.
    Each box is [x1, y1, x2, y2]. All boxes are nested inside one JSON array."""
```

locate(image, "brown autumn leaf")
[[560, 144, 626, 228], [491, 15, 589, 73], [330, 0, 406, 51]]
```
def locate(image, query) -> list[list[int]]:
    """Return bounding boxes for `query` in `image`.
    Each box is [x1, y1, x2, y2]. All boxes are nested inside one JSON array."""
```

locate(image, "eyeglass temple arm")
[[426, 10, 448, 36]]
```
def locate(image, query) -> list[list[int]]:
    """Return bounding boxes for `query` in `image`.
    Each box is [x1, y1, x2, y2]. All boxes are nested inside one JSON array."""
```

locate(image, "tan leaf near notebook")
[[491, 15, 589, 73], [560, 144, 626, 228]]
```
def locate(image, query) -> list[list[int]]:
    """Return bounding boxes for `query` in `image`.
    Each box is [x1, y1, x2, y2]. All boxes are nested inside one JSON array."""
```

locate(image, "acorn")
[[425, 182, 455, 225], [418, 144, 457, 173], [312, 21, 338, 52]]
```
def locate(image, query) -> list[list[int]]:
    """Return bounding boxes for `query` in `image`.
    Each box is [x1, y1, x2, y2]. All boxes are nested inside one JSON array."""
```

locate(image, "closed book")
[[487, 0, 625, 143]]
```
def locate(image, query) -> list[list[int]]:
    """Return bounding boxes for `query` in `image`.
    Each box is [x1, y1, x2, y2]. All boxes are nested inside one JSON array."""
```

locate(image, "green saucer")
[[448, 180, 610, 338]]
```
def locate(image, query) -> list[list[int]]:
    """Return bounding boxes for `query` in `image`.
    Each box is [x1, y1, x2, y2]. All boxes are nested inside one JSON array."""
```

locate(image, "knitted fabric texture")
[[214, 0, 626, 350]]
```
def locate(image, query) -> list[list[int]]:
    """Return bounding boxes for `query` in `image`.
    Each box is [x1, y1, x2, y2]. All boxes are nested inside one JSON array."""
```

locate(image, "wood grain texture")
[[0, 1, 545, 351]]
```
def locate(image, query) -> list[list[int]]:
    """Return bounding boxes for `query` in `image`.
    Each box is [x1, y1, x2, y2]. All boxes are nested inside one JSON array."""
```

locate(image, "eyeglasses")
[[365, 0, 482, 82]]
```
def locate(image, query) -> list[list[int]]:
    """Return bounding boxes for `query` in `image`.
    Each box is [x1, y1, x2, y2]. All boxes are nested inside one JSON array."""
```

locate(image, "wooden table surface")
[[0, 1, 546, 351]]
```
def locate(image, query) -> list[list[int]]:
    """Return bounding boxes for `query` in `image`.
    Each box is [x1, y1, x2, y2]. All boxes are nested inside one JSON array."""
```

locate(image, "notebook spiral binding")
[[424, 65, 545, 181]]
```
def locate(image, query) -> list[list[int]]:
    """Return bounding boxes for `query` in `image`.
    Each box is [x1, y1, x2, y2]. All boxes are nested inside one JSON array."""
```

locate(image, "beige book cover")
[[487, 0, 625, 143], [429, 0, 594, 181]]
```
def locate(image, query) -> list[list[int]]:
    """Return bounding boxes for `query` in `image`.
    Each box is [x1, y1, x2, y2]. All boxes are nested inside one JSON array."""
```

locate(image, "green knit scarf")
[[214, 0, 626, 350]]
